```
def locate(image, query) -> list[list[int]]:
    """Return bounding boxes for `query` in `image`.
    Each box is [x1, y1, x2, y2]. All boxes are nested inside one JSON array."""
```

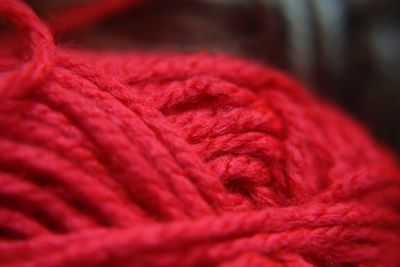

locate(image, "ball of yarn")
[[0, 1, 399, 266]]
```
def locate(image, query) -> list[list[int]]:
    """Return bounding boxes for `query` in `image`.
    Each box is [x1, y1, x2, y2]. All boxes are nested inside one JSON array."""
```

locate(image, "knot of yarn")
[[0, 1, 399, 267]]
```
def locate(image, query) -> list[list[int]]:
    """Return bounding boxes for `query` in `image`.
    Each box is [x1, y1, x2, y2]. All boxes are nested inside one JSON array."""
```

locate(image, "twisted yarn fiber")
[[1, 1, 400, 266]]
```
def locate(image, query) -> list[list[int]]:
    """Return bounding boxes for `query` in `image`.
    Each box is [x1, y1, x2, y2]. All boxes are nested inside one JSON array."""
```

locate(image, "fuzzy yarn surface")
[[0, 1, 400, 266]]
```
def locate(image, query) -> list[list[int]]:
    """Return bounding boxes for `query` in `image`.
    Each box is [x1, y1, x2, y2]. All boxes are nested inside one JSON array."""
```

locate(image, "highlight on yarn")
[[0, 1, 399, 266]]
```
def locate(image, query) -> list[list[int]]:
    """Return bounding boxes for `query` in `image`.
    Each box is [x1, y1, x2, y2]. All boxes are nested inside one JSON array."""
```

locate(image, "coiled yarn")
[[0, 1, 399, 266]]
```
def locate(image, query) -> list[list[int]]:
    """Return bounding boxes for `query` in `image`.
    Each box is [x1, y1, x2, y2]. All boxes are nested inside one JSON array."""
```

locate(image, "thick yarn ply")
[[0, 1, 400, 266]]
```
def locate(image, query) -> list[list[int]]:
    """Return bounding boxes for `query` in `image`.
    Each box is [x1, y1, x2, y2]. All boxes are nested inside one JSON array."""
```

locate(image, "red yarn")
[[0, 0, 54, 99], [0, 1, 400, 266]]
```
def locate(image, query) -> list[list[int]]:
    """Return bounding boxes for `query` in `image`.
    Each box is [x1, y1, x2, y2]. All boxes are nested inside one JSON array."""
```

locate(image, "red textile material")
[[0, 1, 399, 266]]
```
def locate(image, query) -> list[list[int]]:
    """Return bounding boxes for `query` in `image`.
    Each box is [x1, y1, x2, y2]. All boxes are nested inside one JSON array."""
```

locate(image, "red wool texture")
[[0, 1, 400, 266]]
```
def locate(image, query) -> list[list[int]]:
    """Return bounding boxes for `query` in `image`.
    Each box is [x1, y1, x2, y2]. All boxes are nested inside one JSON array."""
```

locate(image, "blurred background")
[[26, 0, 400, 153]]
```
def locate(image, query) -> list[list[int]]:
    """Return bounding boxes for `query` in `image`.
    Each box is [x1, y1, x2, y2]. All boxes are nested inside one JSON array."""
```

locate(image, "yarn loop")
[[0, 0, 54, 99]]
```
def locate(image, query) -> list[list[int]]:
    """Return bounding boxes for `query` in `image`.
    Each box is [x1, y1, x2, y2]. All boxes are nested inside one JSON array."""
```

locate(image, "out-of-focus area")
[[26, 0, 400, 152]]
